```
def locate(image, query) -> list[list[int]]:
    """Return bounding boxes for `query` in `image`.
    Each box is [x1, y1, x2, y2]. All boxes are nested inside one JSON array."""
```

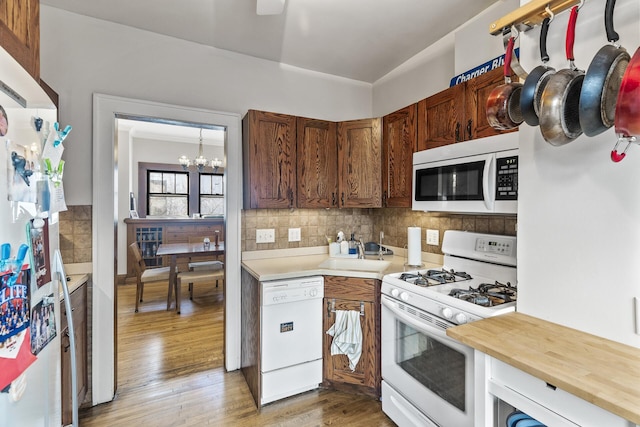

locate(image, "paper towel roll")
[[407, 227, 422, 266]]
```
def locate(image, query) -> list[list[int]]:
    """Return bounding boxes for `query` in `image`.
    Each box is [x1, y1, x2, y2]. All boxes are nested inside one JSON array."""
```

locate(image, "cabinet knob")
[[332, 192, 336, 206], [467, 119, 473, 140], [341, 192, 345, 206], [455, 123, 461, 142]]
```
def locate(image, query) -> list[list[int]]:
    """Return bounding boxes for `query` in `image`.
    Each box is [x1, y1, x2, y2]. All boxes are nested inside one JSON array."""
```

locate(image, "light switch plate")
[[256, 228, 275, 243], [426, 229, 439, 246], [288, 228, 301, 242]]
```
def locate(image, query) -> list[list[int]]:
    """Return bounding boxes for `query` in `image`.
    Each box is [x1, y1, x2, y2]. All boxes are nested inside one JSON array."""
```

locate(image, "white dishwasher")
[[261, 276, 324, 405]]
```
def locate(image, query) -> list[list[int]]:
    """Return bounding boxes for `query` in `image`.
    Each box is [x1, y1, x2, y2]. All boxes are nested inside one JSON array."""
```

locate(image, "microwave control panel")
[[496, 155, 518, 200]]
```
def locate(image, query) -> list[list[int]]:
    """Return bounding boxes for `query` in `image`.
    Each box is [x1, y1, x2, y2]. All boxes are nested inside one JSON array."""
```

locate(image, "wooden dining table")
[[156, 241, 225, 310]]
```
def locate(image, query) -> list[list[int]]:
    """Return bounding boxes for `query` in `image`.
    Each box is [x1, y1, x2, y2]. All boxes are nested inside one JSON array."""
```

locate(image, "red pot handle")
[[611, 150, 626, 162], [611, 137, 636, 162], [504, 37, 514, 79], [566, 6, 579, 61]]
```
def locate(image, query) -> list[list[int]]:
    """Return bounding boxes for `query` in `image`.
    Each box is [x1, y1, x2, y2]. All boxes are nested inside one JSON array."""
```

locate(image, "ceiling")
[[40, 0, 501, 83]]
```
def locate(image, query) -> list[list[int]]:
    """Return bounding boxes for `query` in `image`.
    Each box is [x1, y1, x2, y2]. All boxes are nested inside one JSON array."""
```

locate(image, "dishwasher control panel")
[[262, 276, 324, 306]]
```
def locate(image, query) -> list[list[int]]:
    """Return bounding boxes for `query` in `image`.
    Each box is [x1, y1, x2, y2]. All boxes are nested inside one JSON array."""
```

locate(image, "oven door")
[[381, 295, 475, 427]]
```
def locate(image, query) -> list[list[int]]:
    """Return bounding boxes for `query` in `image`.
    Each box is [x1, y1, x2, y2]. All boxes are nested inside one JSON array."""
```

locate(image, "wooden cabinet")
[[0, 0, 39, 80], [243, 110, 297, 209], [124, 218, 224, 279], [296, 117, 338, 208], [245, 111, 382, 209], [61, 280, 88, 427], [337, 118, 382, 208], [382, 104, 417, 207], [417, 67, 514, 151], [322, 276, 381, 398]]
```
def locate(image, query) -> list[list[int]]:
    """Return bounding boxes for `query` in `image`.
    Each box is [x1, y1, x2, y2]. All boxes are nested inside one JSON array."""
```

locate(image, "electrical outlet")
[[288, 227, 301, 242], [426, 229, 439, 246], [256, 228, 275, 243]]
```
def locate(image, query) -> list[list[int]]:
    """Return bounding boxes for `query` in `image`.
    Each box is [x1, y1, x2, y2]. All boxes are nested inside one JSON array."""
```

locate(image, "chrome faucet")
[[378, 231, 385, 260], [357, 239, 366, 259]]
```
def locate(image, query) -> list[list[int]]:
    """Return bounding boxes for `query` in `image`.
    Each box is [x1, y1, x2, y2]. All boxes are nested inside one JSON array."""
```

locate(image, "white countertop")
[[241, 246, 443, 281]]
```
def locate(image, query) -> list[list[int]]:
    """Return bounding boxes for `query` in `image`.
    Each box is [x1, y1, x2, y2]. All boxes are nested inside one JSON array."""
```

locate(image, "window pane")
[[149, 196, 188, 216], [200, 175, 212, 194], [212, 175, 223, 195], [200, 196, 224, 216], [175, 174, 188, 194], [148, 196, 167, 216], [166, 196, 188, 216], [149, 172, 163, 193], [164, 173, 175, 193]]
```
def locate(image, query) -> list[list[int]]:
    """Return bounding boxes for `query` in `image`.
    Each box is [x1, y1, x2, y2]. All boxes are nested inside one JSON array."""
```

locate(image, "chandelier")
[[178, 128, 222, 172]]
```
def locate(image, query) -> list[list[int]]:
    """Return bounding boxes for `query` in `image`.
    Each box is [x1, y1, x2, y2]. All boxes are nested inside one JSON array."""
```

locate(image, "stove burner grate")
[[449, 281, 517, 307]]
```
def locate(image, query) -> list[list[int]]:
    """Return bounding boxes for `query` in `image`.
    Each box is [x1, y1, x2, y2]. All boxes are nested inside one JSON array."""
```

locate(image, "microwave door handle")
[[483, 154, 496, 211]]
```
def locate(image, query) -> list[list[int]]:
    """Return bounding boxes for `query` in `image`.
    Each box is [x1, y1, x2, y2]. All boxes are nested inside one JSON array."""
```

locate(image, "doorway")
[[92, 94, 242, 405]]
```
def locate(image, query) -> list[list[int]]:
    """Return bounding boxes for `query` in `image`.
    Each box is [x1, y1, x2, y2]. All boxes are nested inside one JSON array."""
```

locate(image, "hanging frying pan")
[[579, 0, 630, 137], [486, 36, 523, 130], [521, 16, 555, 126], [539, 5, 584, 146], [611, 46, 640, 162]]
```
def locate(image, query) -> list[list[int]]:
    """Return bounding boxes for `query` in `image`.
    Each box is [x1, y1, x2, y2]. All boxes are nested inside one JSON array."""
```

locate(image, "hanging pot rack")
[[489, 0, 583, 35]]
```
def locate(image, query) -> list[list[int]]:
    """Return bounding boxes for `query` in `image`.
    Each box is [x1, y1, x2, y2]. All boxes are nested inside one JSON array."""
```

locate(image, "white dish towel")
[[325, 309, 362, 371]]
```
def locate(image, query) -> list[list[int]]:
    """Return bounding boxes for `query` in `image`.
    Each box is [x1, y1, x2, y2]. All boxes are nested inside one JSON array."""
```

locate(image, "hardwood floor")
[[80, 281, 395, 426]]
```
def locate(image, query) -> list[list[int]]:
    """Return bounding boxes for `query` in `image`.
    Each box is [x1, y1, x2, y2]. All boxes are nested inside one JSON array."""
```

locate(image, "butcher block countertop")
[[447, 312, 640, 425]]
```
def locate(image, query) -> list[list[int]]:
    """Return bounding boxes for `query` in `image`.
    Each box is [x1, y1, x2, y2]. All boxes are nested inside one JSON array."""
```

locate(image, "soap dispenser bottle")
[[348, 233, 357, 255]]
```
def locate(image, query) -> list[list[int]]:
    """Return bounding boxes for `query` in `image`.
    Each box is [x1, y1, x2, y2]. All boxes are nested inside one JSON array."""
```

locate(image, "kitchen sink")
[[318, 258, 391, 272]]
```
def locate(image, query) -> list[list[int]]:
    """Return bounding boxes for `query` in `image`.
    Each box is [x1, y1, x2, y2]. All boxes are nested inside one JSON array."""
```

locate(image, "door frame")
[[92, 94, 242, 404]]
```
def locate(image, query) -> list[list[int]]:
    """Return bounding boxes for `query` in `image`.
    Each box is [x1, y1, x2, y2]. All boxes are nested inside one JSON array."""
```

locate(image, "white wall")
[[39, 6, 373, 206], [516, 0, 640, 348]]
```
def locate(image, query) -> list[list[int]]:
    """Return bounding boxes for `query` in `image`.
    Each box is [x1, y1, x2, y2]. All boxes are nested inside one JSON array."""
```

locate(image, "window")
[[139, 163, 224, 217], [199, 173, 224, 216], [147, 171, 189, 216]]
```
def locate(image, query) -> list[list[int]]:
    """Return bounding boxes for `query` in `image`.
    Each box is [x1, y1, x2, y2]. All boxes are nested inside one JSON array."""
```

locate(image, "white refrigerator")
[[0, 45, 64, 426]]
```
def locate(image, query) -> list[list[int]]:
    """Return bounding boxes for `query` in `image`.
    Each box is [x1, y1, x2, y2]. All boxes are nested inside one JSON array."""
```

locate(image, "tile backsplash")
[[242, 208, 516, 254], [58, 205, 92, 264]]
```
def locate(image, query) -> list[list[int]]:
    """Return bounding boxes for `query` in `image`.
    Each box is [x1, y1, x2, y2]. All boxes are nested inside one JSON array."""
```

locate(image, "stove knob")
[[309, 288, 318, 297], [400, 292, 409, 302], [390, 288, 400, 298], [455, 313, 468, 324], [441, 307, 453, 319]]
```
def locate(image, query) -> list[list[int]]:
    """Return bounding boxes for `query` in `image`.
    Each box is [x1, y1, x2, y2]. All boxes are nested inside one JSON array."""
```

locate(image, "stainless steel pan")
[[539, 5, 584, 146], [520, 16, 555, 126], [579, 0, 630, 137]]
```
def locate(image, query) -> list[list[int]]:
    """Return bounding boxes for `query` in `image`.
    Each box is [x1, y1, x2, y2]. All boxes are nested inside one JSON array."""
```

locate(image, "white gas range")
[[381, 230, 517, 427]]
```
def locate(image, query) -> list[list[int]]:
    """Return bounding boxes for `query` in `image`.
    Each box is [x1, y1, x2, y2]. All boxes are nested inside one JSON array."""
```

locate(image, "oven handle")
[[381, 295, 451, 340]]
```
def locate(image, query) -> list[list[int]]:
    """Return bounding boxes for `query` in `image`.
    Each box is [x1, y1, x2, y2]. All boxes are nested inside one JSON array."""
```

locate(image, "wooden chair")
[[187, 235, 225, 284], [175, 268, 225, 314], [129, 242, 171, 312]]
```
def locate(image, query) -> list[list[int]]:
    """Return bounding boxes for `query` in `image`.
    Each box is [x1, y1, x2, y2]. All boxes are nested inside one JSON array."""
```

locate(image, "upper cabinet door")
[[243, 110, 297, 209], [337, 118, 382, 208], [417, 83, 465, 151], [382, 105, 416, 208], [296, 117, 338, 209], [466, 66, 517, 140], [0, 0, 39, 80]]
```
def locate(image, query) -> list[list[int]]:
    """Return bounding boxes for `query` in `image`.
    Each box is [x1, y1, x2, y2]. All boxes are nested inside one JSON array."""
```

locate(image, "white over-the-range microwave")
[[413, 133, 518, 214]]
